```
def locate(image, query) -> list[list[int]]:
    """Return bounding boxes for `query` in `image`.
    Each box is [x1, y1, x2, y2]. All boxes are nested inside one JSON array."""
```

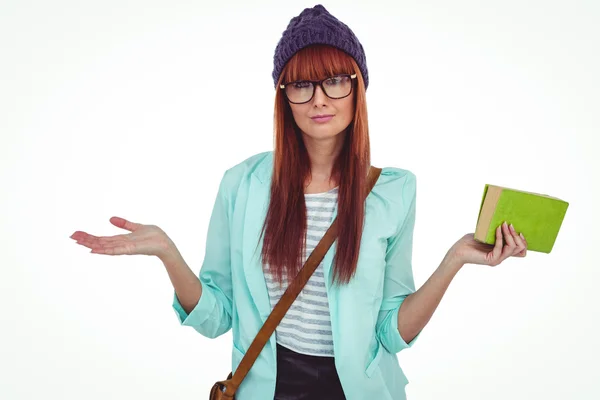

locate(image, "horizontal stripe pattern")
[[263, 186, 338, 357]]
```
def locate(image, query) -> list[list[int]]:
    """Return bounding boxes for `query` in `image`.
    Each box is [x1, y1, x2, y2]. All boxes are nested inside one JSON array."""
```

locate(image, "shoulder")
[[370, 166, 417, 232], [218, 150, 273, 196], [228, 150, 273, 174], [375, 166, 417, 206]]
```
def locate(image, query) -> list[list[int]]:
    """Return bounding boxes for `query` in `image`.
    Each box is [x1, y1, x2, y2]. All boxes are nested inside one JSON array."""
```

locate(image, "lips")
[[311, 115, 334, 123], [311, 114, 333, 119]]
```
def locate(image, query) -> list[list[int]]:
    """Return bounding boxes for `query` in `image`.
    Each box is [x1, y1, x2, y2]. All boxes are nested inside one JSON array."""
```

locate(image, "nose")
[[312, 84, 329, 106]]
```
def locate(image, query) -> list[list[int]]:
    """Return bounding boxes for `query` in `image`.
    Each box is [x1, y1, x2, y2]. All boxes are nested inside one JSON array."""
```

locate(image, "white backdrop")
[[1, 0, 598, 399]]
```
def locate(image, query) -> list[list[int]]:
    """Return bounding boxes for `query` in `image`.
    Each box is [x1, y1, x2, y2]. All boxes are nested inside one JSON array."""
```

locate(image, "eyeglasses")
[[280, 73, 357, 104]]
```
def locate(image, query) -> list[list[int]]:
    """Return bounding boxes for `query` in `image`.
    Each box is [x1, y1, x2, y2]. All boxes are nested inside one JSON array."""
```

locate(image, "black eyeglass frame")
[[279, 73, 357, 104]]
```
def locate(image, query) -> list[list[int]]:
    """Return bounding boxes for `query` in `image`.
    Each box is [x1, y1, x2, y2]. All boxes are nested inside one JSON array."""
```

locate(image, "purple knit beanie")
[[272, 4, 369, 90]]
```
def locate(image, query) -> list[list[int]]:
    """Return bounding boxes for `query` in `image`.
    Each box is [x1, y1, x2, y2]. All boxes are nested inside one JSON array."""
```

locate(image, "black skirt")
[[274, 343, 346, 400]]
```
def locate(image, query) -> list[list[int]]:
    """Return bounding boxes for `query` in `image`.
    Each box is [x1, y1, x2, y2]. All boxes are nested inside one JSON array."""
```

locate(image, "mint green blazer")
[[173, 151, 420, 400]]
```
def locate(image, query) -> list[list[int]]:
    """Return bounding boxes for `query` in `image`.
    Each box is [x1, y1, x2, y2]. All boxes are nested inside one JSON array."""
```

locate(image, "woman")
[[70, 4, 528, 400]]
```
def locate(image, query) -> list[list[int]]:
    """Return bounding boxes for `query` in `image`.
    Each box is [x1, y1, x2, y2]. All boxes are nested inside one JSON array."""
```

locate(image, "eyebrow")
[[284, 73, 356, 85]]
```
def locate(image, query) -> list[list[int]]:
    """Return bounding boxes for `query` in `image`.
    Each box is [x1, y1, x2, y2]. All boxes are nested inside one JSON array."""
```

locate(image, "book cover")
[[474, 184, 569, 253]]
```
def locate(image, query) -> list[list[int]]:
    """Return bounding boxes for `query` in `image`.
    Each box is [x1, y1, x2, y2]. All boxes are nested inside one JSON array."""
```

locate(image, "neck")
[[302, 131, 345, 185]]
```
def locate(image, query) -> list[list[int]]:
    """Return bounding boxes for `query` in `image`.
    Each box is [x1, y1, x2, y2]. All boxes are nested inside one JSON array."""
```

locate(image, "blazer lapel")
[[242, 157, 274, 322]]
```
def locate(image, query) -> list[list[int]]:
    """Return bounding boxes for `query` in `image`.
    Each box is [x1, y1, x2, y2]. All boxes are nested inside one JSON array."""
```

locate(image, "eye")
[[325, 76, 346, 86], [291, 81, 311, 89]]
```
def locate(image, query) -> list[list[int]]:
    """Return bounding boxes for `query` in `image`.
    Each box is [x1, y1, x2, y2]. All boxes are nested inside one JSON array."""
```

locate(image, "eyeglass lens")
[[285, 75, 352, 103]]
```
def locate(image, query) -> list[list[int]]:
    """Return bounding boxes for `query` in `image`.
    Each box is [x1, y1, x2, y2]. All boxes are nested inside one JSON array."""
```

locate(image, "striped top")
[[262, 186, 339, 357]]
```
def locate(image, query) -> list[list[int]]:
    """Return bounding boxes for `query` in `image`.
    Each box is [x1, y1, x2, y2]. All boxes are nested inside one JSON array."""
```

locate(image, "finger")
[[517, 233, 527, 257], [77, 238, 127, 251], [498, 222, 516, 262], [502, 222, 516, 250], [94, 238, 131, 249], [509, 224, 526, 256], [71, 232, 111, 242], [70, 231, 95, 241], [490, 224, 504, 265], [90, 245, 129, 255], [74, 237, 98, 249], [90, 241, 135, 255], [71, 231, 130, 245], [96, 234, 130, 244], [96, 235, 133, 246], [110, 216, 141, 232]]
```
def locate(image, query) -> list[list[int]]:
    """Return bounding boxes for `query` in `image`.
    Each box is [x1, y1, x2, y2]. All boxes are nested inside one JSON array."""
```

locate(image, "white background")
[[1, 0, 598, 399]]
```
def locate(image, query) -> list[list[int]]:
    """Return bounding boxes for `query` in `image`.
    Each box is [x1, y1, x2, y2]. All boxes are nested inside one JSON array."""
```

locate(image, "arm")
[[397, 251, 463, 344], [375, 172, 424, 353], [375, 172, 465, 352], [162, 251, 203, 316], [165, 170, 235, 339]]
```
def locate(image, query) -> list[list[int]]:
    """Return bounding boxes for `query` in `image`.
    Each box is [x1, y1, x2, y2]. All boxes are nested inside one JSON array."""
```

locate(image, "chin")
[[303, 129, 343, 140]]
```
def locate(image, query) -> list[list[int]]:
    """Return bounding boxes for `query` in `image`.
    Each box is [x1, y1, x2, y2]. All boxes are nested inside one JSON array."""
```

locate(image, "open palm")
[[70, 216, 175, 260]]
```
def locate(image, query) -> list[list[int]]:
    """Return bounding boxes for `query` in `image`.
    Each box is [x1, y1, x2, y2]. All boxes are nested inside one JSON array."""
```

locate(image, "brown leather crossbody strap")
[[223, 166, 382, 396]]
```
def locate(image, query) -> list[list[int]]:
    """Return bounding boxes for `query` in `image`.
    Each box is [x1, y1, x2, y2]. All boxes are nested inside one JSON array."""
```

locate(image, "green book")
[[474, 184, 569, 253]]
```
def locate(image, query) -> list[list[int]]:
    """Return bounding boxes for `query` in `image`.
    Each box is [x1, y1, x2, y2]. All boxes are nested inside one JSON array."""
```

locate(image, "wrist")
[[158, 241, 182, 267], [442, 247, 465, 273]]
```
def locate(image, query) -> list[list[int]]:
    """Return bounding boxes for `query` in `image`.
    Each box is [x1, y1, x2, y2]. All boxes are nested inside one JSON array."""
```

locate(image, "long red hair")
[[260, 44, 371, 287]]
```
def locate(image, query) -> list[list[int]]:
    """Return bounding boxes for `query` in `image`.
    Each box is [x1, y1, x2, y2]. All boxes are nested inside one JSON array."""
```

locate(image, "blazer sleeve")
[[171, 169, 234, 338], [375, 171, 421, 354]]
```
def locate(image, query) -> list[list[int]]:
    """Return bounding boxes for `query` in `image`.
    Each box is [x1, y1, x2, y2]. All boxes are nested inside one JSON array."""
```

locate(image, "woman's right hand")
[[70, 216, 178, 261]]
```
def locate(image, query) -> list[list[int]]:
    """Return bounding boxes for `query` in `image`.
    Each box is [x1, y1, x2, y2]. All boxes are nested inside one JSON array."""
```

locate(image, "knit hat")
[[272, 4, 369, 90]]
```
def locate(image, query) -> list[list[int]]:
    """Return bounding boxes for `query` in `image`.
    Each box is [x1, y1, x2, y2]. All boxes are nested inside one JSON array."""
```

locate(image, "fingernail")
[[520, 233, 525, 240], [509, 223, 515, 232]]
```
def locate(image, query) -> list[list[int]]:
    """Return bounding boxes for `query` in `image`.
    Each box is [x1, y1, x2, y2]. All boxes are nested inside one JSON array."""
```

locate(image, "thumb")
[[109, 216, 141, 232]]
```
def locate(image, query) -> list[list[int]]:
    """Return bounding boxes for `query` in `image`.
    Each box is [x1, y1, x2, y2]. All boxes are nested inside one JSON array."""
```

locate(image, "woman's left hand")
[[450, 221, 528, 266]]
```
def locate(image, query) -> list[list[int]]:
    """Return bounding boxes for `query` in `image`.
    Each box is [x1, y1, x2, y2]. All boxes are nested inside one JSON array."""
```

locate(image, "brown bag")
[[209, 166, 383, 399]]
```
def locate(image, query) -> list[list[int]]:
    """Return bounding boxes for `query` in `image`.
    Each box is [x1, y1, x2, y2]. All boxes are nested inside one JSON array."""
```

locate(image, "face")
[[287, 76, 355, 141]]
